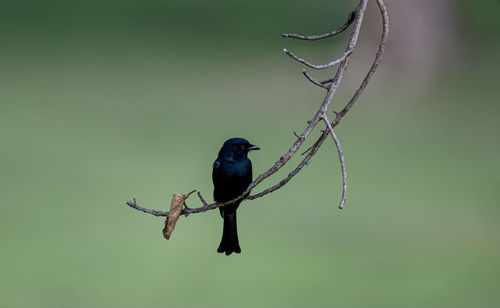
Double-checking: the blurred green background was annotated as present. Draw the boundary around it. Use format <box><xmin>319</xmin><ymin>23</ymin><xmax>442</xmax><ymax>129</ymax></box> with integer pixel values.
<box><xmin>1</xmin><ymin>0</ymin><xmax>499</xmax><ymax>307</ymax></box>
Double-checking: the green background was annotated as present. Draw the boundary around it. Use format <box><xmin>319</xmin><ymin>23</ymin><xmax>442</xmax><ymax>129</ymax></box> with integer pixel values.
<box><xmin>1</xmin><ymin>0</ymin><xmax>499</xmax><ymax>307</ymax></box>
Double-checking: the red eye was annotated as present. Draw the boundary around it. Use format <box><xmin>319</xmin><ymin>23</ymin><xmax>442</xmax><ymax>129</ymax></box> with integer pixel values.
<box><xmin>240</xmin><ymin>145</ymin><xmax>246</xmax><ymax>150</ymax></box>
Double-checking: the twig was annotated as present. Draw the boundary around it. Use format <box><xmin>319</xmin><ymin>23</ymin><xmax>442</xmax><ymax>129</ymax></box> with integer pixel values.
<box><xmin>282</xmin><ymin>11</ymin><xmax>356</xmax><ymax>41</ymax></box>
<box><xmin>301</xmin><ymin>69</ymin><xmax>330</xmax><ymax>89</ymax></box>
<box><xmin>283</xmin><ymin>48</ymin><xmax>353</xmax><ymax>70</ymax></box>
<box><xmin>197</xmin><ymin>191</ymin><xmax>208</xmax><ymax>207</ymax></box>
<box><xmin>322</xmin><ymin>115</ymin><xmax>347</xmax><ymax>209</ymax></box>
<box><xmin>320</xmin><ymin>78</ymin><xmax>335</xmax><ymax>84</ymax></box>
<box><xmin>127</xmin><ymin>198</ymin><xmax>168</xmax><ymax>217</ymax></box>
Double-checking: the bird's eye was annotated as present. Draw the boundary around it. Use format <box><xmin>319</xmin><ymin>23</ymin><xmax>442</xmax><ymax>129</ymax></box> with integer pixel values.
<box><xmin>240</xmin><ymin>145</ymin><xmax>246</xmax><ymax>150</ymax></box>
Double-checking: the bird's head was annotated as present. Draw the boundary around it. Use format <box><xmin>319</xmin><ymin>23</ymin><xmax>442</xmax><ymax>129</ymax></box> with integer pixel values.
<box><xmin>219</xmin><ymin>138</ymin><xmax>260</xmax><ymax>160</ymax></box>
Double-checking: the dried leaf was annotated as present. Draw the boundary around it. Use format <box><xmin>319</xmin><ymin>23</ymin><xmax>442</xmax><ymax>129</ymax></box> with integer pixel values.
<box><xmin>162</xmin><ymin>190</ymin><xmax>195</xmax><ymax>240</ymax></box>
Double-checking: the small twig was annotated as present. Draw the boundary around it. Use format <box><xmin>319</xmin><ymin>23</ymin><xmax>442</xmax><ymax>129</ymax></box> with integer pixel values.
<box><xmin>197</xmin><ymin>191</ymin><xmax>208</xmax><ymax>207</ymax></box>
<box><xmin>127</xmin><ymin>198</ymin><xmax>169</xmax><ymax>217</ymax></box>
<box><xmin>301</xmin><ymin>69</ymin><xmax>330</xmax><ymax>89</ymax></box>
<box><xmin>181</xmin><ymin>190</ymin><xmax>196</xmax><ymax>214</ymax></box>
<box><xmin>282</xmin><ymin>11</ymin><xmax>356</xmax><ymax>41</ymax></box>
<box><xmin>185</xmin><ymin>190</ymin><xmax>196</xmax><ymax>197</ymax></box>
<box><xmin>322</xmin><ymin>115</ymin><xmax>347</xmax><ymax>209</ymax></box>
<box><xmin>283</xmin><ymin>48</ymin><xmax>352</xmax><ymax>70</ymax></box>
<box><xmin>320</xmin><ymin>78</ymin><xmax>335</xmax><ymax>84</ymax></box>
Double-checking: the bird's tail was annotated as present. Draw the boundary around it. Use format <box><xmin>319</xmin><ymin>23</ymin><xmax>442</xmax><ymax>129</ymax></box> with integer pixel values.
<box><xmin>217</xmin><ymin>210</ymin><xmax>241</xmax><ymax>256</ymax></box>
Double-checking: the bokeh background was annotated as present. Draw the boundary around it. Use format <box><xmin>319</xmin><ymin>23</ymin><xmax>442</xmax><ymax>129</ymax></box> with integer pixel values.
<box><xmin>1</xmin><ymin>0</ymin><xmax>499</xmax><ymax>307</ymax></box>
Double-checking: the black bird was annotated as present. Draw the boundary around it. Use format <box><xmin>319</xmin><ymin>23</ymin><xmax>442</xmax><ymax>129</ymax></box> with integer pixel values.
<box><xmin>213</xmin><ymin>138</ymin><xmax>260</xmax><ymax>255</ymax></box>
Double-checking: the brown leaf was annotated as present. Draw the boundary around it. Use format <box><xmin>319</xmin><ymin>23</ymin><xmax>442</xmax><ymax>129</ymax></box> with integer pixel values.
<box><xmin>162</xmin><ymin>190</ymin><xmax>195</xmax><ymax>240</ymax></box>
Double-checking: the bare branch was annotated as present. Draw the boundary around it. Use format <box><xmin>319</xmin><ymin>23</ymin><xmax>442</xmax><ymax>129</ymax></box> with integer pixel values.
<box><xmin>126</xmin><ymin>0</ymin><xmax>388</xmax><ymax>219</ymax></box>
<box><xmin>248</xmin><ymin>0</ymin><xmax>373</xmax><ymax>201</ymax></box>
<box><xmin>320</xmin><ymin>78</ymin><xmax>335</xmax><ymax>85</ymax></box>
<box><xmin>322</xmin><ymin>115</ymin><xmax>347</xmax><ymax>209</ymax></box>
<box><xmin>248</xmin><ymin>131</ymin><xmax>328</xmax><ymax>199</ymax></box>
<box><xmin>197</xmin><ymin>191</ymin><xmax>208</xmax><ymax>207</ymax></box>
<box><xmin>301</xmin><ymin>69</ymin><xmax>330</xmax><ymax>89</ymax></box>
<box><xmin>283</xmin><ymin>48</ymin><xmax>352</xmax><ymax>70</ymax></box>
<box><xmin>334</xmin><ymin>0</ymin><xmax>389</xmax><ymax>123</ymax></box>
<box><xmin>282</xmin><ymin>11</ymin><xmax>356</xmax><ymax>41</ymax></box>
<box><xmin>127</xmin><ymin>198</ymin><xmax>168</xmax><ymax>217</ymax></box>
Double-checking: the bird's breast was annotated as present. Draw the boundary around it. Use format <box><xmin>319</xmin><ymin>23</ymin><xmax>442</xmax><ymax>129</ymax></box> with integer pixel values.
<box><xmin>213</xmin><ymin>159</ymin><xmax>252</xmax><ymax>202</ymax></box>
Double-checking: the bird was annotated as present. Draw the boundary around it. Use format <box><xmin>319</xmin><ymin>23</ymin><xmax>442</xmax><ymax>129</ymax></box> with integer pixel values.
<box><xmin>212</xmin><ymin>138</ymin><xmax>260</xmax><ymax>256</ymax></box>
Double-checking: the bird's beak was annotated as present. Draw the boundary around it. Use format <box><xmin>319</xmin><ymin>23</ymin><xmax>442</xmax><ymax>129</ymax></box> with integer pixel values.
<box><xmin>247</xmin><ymin>145</ymin><xmax>260</xmax><ymax>151</ymax></box>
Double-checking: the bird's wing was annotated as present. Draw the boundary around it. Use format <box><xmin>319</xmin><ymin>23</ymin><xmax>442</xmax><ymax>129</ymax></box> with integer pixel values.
<box><xmin>212</xmin><ymin>160</ymin><xmax>221</xmax><ymax>184</ymax></box>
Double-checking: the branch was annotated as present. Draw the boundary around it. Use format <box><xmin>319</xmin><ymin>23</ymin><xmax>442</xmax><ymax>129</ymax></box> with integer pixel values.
<box><xmin>320</xmin><ymin>77</ymin><xmax>335</xmax><ymax>85</ymax></box>
<box><xmin>334</xmin><ymin>0</ymin><xmax>389</xmax><ymax>123</ymax></box>
<box><xmin>282</xmin><ymin>11</ymin><xmax>356</xmax><ymax>41</ymax></box>
<box><xmin>301</xmin><ymin>69</ymin><xmax>330</xmax><ymax>89</ymax></box>
<box><xmin>283</xmin><ymin>48</ymin><xmax>353</xmax><ymax>70</ymax></box>
<box><xmin>322</xmin><ymin>115</ymin><xmax>347</xmax><ymax>209</ymax></box>
<box><xmin>126</xmin><ymin>0</ymin><xmax>388</xmax><ymax>219</ymax></box>
<box><xmin>247</xmin><ymin>130</ymin><xmax>327</xmax><ymax>199</ymax></box>
<box><xmin>127</xmin><ymin>198</ymin><xmax>168</xmax><ymax>217</ymax></box>
<box><xmin>197</xmin><ymin>191</ymin><xmax>208</xmax><ymax>207</ymax></box>
<box><xmin>208</xmin><ymin>0</ymin><xmax>370</xmax><ymax>204</ymax></box>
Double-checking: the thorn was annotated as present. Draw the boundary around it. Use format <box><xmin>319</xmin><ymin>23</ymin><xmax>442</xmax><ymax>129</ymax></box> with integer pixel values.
<box><xmin>293</xmin><ymin>131</ymin><xmax>300</xmax><ymax>139</ymax></box>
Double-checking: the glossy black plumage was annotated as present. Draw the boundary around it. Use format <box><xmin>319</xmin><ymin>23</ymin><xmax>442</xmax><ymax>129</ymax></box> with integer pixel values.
<box><xmin>213</xmin><ymin>138</ymin><xmax>259</xmax><ymax>256</ymax></box>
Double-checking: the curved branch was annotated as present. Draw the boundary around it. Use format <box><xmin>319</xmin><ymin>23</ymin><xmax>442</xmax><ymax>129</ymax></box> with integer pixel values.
<box><xmin>127</xmin><ymin>199</ymin><xmax>168</xmax><ymax>217</ymax></box>
<box><xmin>283</xmin><ymin>48</ymin><xmax>353</xmax><ymax>70</ymax></box>
<box><xmin>126</xmin><ymin>0</ymin><xmax>388</xmax><ymax>217</ymax></box>
<box><xmin>334</xmin><ymin>0</ymin><xmax>389</xmax><ymax>123</ymax></box>
<box><xmin>322</xmin><ymin>116</ymin><xmax>347</xmax><ymax>209</ymax></box>
<box><xmin>282</xmin><ymin>11</ymin><xmax>356</xmax><ymax>41</ymax></box>
<box><xmin>301</xmin><ymin>69</ymin><xmax>330</xmax><ymax>89</ymax></box>
<box><xmin>320</xmin><ymin>77</ymin><xmax>335</xmax><ymax>85</ymax></box>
